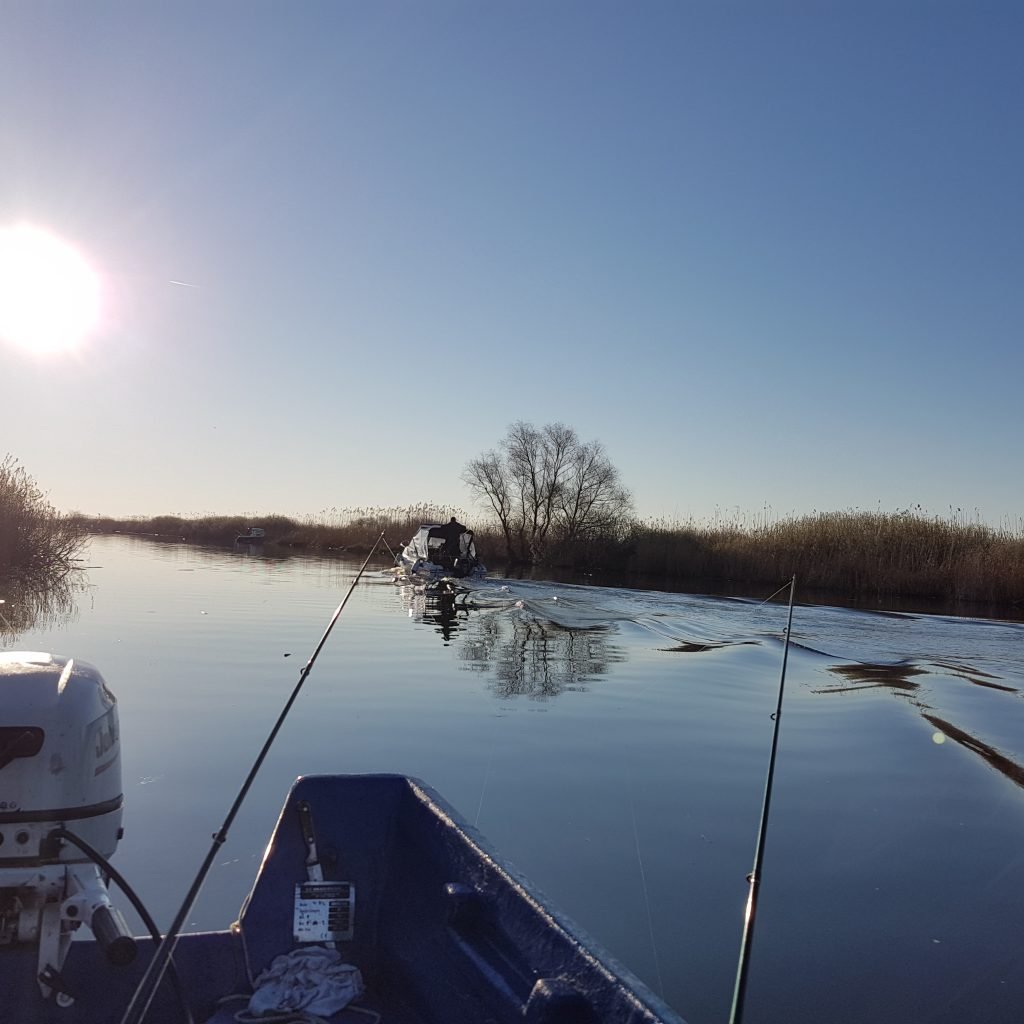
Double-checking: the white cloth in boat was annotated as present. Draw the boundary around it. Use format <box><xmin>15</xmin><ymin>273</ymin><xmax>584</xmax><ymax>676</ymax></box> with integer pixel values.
<box><xmin>247</xmin><ymin>946</ymin><xmax>364</xmax><ymax>1018</ymax></box>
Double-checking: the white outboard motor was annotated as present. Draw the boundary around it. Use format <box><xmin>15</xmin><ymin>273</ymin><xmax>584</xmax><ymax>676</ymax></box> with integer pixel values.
<box><xmin>0</xmin><ymin>652</ymin><xmax>135</xmax><ymax>1006</ymax></box>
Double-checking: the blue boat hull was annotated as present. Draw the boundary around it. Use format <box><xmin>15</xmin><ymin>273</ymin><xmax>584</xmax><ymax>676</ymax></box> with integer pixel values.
<box><xmin>1</xmin><ymin>774</ymin><xmax>685</xmax><ymax>1024</ymax></box>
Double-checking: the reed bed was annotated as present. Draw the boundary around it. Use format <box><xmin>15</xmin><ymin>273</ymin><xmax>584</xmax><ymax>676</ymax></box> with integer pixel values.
<box><xmin>76</xmin><ymin>506</ymin><xmax>470</xmax><ymax>556</ymax></box>
<box><xmin>624</xmin><ymin>510</ymin><xmax>1024</xmax><ymax>606</ymax></box>
<box><xmin>75</xmin><ymin>506</ymin><xmax>1024</xmax><ymax>611</ymax></box>
<box><xmin>0</xmin><ymin>456</ymin><xmax>87</xmax><ymax>585</ymax></box>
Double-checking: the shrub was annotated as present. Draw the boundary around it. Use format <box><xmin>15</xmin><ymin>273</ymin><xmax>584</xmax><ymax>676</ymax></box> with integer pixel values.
<box><xmin>0</xmin><ymin>456</ymin><xmax>86</xmax><ymax>584</ymax></box>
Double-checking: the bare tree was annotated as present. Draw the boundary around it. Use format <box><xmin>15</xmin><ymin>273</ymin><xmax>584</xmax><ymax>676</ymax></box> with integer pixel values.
<box><xmin>463</xmin><ymin>449</ymin><xmax>516</xmax><ymax>558</ymax></box>
<box><xmin>556</xmin><ymin>439</ymin><xmax>632</xmax><ymax>545</ymax></box>
<box><xmin>464</xmin><ymin>422</ymin><xmax>632</xmax><ymax>564</ymax></box>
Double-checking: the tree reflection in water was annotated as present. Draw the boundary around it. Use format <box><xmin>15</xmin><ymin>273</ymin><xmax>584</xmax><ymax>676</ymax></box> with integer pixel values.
<box><xmin>457</xmin><ymin>614</ymin><xmax>625</xmax><ymax>699</ymax></box>
<box><xmin>0</xmin><ymin>573</ymin><xmax>84</xmax><ymax>643</ymax></box>
<box><xmin>397</xmin><ymin>582</ymin><xmax>628</xmax><ymax>698</ymax></box>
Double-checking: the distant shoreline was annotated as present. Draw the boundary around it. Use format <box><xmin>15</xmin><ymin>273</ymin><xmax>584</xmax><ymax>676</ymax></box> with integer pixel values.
<box><xmin>74</xmin><ymin>510</ymin><xmax>1024</xmax><ymax>621</ymax></box>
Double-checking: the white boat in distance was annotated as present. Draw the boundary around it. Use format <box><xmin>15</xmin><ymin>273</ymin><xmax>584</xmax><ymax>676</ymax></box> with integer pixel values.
<box><xmin>397</xmin><ymin>522</ymin><xmax>486</xmax><ymax>580</ymax></box>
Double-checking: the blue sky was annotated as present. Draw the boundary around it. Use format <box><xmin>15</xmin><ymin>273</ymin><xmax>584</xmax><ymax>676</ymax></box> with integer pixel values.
<box><xmin>2</xmin><ymin>1</ymin><xmax>1021</xmax><ymax>526</ymax></box>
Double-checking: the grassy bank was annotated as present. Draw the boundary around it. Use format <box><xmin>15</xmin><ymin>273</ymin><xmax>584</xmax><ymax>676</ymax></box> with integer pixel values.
<box><xmin>0</xmin><ymin>456</ymin><xmax>87</xmax><ymax>585</ymax></box>
<box><xmin>75</xmin><ymin>507</ymin><xmax>1024</xmax><ymax>612</ymax></box>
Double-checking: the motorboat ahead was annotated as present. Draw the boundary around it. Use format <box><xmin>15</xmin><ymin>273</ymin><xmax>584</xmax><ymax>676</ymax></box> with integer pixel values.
<box><xmin>397</xmin><ymin>524</ymin><xmax>486</xmax><ymax>581</ymax></box>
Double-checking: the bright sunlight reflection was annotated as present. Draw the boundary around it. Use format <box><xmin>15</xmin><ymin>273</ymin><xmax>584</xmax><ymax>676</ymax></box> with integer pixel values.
<box><xmin>0</xmin><ymin>224</ymin><xmax>102</xmax><ymax>355</ymax></box>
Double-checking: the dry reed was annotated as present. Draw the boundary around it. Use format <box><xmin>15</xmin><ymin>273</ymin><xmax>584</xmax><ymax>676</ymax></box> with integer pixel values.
<box><xmin>74</xmin><ymin>505</ymin><xmax>1024</xmax><ymax>611</ymax></box>
<box><xmin>626</xmin><ymin>509</ymin><xmax>1024</xmax><ymax>606</ymax></box>
<box><xmin>0</xmin><ymin>456</ymin><xmax>87</xmax><ymax>585</ymax></box>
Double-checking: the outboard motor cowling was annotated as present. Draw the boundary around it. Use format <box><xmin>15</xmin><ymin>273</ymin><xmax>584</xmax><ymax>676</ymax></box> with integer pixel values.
<box><xmin>0</xmin><ymin>652</ymin><xmax>134</xmax><ymax>1005</ymax></box>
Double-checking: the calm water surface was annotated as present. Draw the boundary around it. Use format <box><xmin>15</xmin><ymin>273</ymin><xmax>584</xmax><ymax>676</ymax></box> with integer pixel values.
<box><xmin>3</xmin><ymin>536</ymin><xmax>1023</xmax><ymax>1024</ymax></box>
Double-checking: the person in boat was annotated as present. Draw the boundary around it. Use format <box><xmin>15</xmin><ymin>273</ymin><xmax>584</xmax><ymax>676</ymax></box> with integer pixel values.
<box><xmin>441</xmin><ymin>516</ymin><xmax>467</xmax><ymax>560</ymax></box>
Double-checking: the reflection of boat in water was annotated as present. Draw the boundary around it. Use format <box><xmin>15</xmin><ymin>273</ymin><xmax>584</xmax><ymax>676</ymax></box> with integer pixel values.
<box><xmin>236</xmin><ymin>527</ymin><xmax>266</xmax><ymax>544</ymax></box>
<box><xmin>396</xmin><ymin>578</ymin><xmax>471</xmax><ymax>643</ymax></box>
<box><xmin>0</xmin><ymin>651</ymin><xmax>682</xmax><ymax>1024</ymax></box>
<box><xmin>392</xmin><ymin>581</ymin><xmax>626</xmax><ymax>694</ymax></box>
<box><xmin>396</xmin><ymin>524</ymin><xmax>485</xmax><ymax>581</ymax></box>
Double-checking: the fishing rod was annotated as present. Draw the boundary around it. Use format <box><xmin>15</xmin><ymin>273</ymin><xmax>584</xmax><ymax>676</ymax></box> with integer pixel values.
<box><xmin>729</xmin><ymin>575</ymin><xmax>797</xmax><ymax>1024</ymax></box>
<box><xmin>119</xmin><ymin>532</ymin><xmax>386</xmax><ymax>1024</ymax></box>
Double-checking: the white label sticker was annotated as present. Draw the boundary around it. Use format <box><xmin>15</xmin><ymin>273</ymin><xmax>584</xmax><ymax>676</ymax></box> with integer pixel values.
<box><xmin>293</xmin><ymin>880</ymin><xmax>355</xmax><ymax>942</ymax></box>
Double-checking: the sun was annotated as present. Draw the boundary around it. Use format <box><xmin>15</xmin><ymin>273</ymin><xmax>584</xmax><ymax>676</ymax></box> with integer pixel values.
<box><xmin>0</xmin><ymin>224</ymin><xmax>102</xmax><ymax>355</ymax></box>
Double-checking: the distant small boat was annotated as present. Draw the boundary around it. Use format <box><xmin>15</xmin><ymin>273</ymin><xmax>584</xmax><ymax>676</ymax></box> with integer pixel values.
<box><xmin>236</xmin><ymin>527</ymin><xmax>266</xmax><ymax>543</ymax></box>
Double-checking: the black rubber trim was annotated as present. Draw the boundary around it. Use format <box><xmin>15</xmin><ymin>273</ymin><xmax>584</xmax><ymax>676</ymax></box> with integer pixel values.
<box><xmin>0</xmin><ymin>794</ymin><xmax>123</xmax><ymax>824</ymax></box>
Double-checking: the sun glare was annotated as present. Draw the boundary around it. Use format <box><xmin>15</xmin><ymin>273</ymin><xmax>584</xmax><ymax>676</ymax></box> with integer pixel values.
<box><xmin>0</xmin><ymin>224</ymin><xmax>102</xmax><ymax>355</ymax></box>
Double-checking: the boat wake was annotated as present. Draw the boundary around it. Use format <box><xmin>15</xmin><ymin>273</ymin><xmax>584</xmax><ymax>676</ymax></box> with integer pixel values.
<box><xmin>401</xmin><ymin>576</ymin><xmax>1024</xmax><ymax>791</ymax></box>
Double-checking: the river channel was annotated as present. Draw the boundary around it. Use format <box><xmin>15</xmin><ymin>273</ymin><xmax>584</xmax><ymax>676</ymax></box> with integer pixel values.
<box><xmin>3</xmin><ymin>535</ymin><xmax>1023</xmax><ymax>1024</ymax></box>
